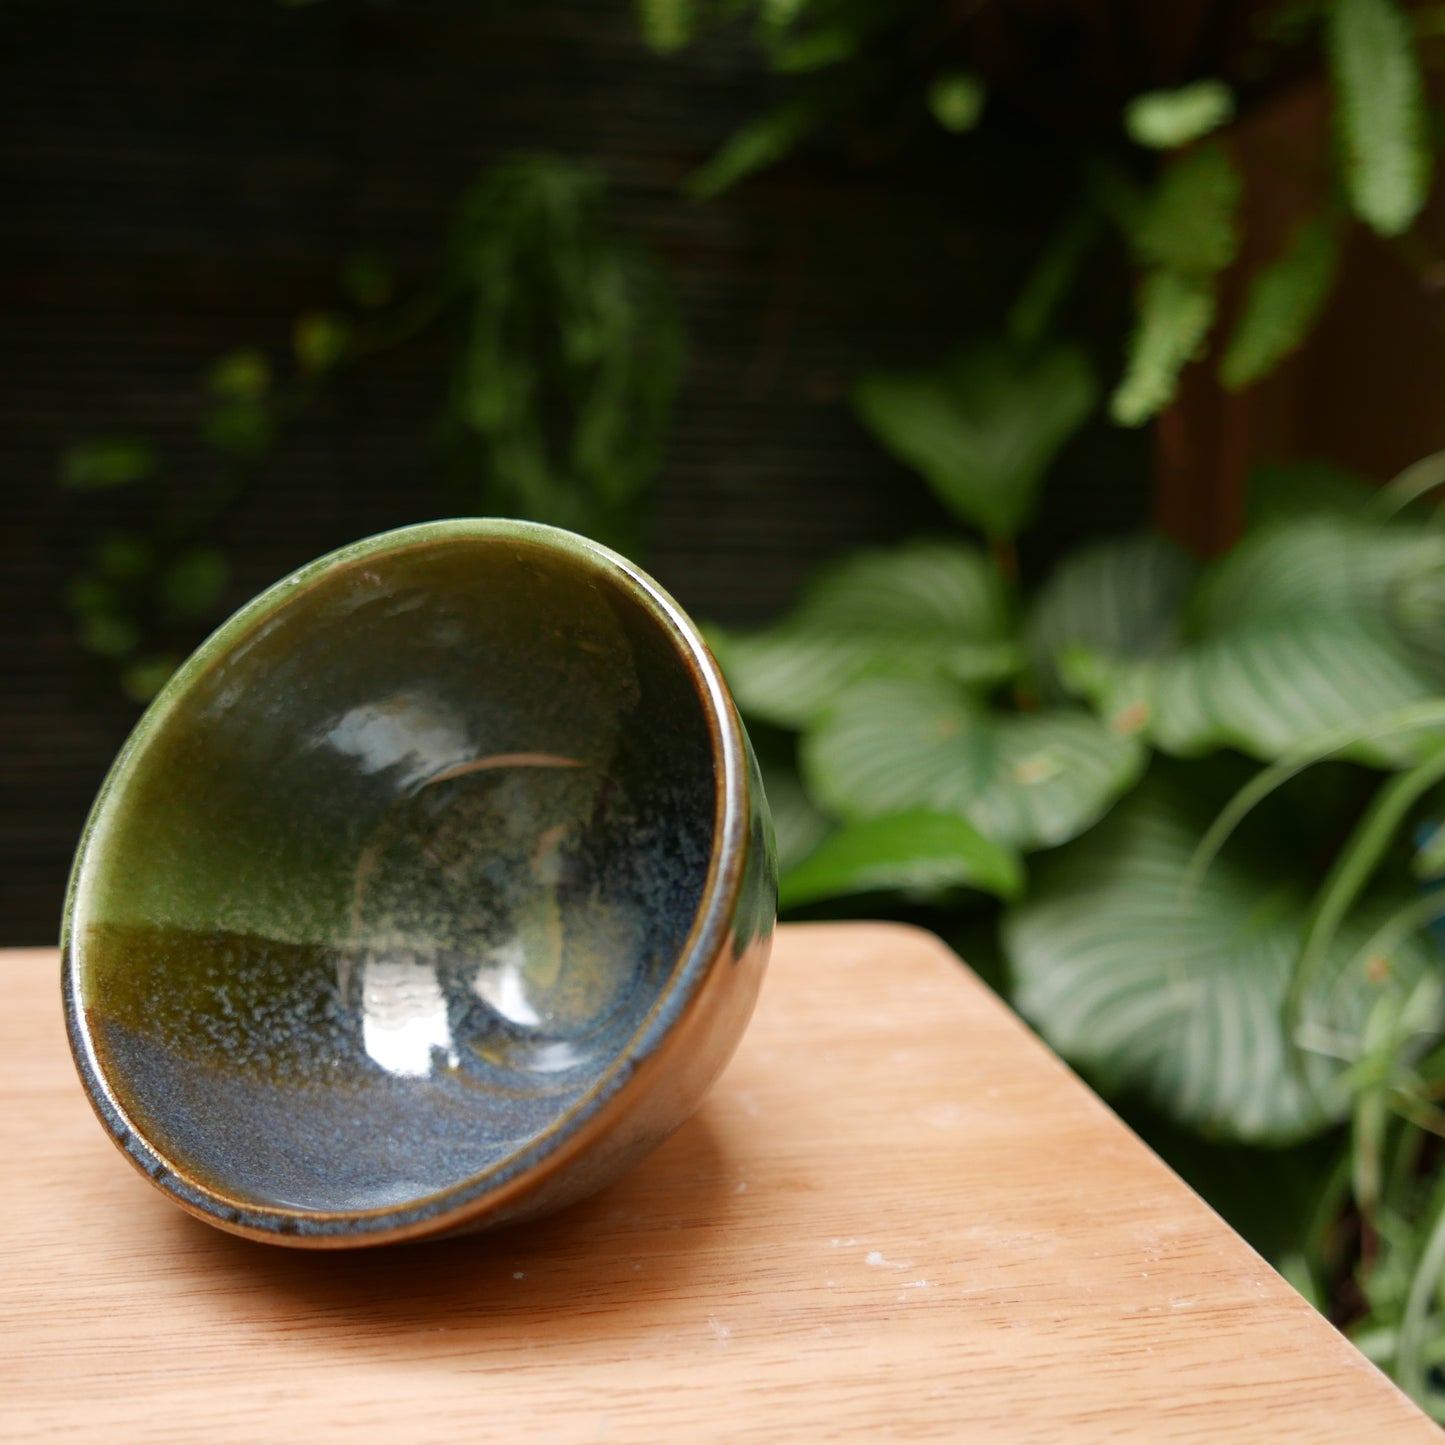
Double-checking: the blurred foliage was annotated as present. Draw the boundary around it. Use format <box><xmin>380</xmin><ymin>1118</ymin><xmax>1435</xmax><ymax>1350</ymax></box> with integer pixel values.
<box><xmin>59</xmin><ymin>154</ymin><xmax>683</xmax><ymax>701</ymax></box>
<box><xmin>714</xmin><ymin>428</ymin><xmax>1445</xmax><ymax>1409</ymax></box>
<box><xmin>644</xmin><ymin>0</ymin><xmax>1445</xmax><ymax>427</ymax></box>
<box><xmin>444</xmin><ymin>158</ymin><xmax>683</xmax><ymax>547</ymax></box>
<box><xmin>639</xmin><ymin>7</ymin><xmax>1445</xmax><ymax>1405</ymax></box>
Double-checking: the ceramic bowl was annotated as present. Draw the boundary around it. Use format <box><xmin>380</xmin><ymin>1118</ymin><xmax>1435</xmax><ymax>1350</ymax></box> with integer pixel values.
<box><xmin>62</xmin><ymin>520</ymin><xmax>775</xmax><ymax>1247</ymax></box>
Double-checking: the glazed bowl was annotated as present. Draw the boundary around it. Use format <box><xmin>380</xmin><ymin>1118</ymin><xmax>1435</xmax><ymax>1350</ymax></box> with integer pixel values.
<box><xmin>62</xmin><ymin>520</ymin><xmax>775</xmax><ymax>1247</ymax></box>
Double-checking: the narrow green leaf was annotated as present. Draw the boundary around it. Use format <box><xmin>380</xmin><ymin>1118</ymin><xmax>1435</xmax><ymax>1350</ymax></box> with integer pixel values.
<box><xmin>1009</xmin><ymin>209</ymin><xmax>1102</xmax><ymax>347</ymax></box>
<box><xmin>1110</xmin><ymin>270</ymin><xmax>1216</xmax><ymax>426</ymax></box>
<box><xmin>779</xmin><ymin>809</ymin><xmax>1022</xmax><ymax>909</ymax></box>
<box><xmin>1377</xmin><ymin>448</ymin><xmax>1445</xmax><ymax>517</ymax></box>
<box><xmin>853</xmin><ymin>341</ymin><xmax>1097</xmax><ymax>538</ymax></box>
<box><xmin>1329</xmin><ymin>0</ymin><xmax>1431</xmax><ymax>236</ymax></box>
<box><xmin>801</xmin><ymin>676</ymin><xmax>1145</xmax><ymax>852</ymax></box>
<box><xmin>928</xmin><ymin>72</ymin><xmax>986</xmax><ymax>133</ymax></box>
<box><xmin>1221</xmin><ymin>219</ymin><xmax>1342</xmax><ymax>390</ymax></box>
<box><xmin>688</xmin><ymin>100</ymin><xmax>821</xmax><ymax>199</ymax></box>
<box><xmin>1400</xmin><ymin>1183</ymin><xmax>1445</xmax><ymax>1402</ymax></box>
<box><xmin>771</xmin><ymin>25</ymin><xmax>859</xmax><ymax>72</ymax></box>
<box><xmin>1125</xmin><ymin>80</ymin><xmax>1235</xmax><ymax>150</ymax></box>
<box><xmin>1290</xmin><ymin>747</ymin><xmax>1445</xmax><ymax>1023</ymax></box>
<box><xmin>60</xmin><ymin>438</ymin><xmax>155</xmax><ymax>492</ymax></box>
<box><xmin>1004</xmin><ymin>771</ymin><xmax>1436</xmax><ymax>1142</ymax></box>
<box><xmin>707</xmin><ymin>539</ymin><xmax>1019</xmax><ymax>729</ymax></box>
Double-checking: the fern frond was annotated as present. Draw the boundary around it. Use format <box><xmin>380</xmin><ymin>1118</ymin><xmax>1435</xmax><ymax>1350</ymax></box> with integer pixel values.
<box><xmin>1221</xmin><ymin>218</ymin><xmax>1342</xmax><ymax>390</ymax></box>
<box><xmin>1110</xmin><ymin>271</ymin><xmax>1216</xmax><ymax>426</ymax></box>
<box><xmin>1329</xmin><ymin>0</ymin><xmax>1431</xmax><ymax>236</ymax></box>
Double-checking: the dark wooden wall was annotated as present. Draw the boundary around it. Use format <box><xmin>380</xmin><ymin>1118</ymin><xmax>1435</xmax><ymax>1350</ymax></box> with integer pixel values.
<box><xmin>1</xmin><ymin>0</ymin><xmax>1150</xmax><ymax>944</ymax></box>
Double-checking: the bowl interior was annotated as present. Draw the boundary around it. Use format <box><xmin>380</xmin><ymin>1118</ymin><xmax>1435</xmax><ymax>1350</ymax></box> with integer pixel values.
<box><xmin>68</xmin><ymin>529</ymin><xmax>720</xmax><ymax>1216</ymax></box>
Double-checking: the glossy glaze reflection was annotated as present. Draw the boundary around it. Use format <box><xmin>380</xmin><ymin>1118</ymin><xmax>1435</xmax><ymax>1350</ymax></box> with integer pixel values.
<box><xmin>64</xmin><ymin>524</ymin><xmax>762</xmax><ymax>1238</ymax></box>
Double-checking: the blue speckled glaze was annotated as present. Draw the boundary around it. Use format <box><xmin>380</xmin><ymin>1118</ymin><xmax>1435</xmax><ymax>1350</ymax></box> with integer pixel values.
<box><xmin>62</xmin><ymin>520</ymin><xmax>775</xmax><ymax>1246</ymax></box>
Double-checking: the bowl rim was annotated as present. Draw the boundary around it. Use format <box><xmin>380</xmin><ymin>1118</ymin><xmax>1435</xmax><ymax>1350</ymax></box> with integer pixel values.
<box><xmin>61</xmin><ymin>517</ymin><xmax>752</xmax><ymax>1246</ymax></box>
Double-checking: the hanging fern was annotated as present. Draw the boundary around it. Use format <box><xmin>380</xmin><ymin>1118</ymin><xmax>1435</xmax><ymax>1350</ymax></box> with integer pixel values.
<box><xmin>1221</xmin><ymin>218</ymin><xmax>1343</xmax><ymax>391</ymax></box>
<box><xmin>1110</xmin><ymin>145</ymin><xmax>1241</xmax><ymax>425</ymax></box>
<box><xmin>1111</xmin><ymin>271</ymin><xmax>1216</xmax><ymax>427</ymax></box>
<box><xmin>1328</xmin><ymin>0</ymin><xmax>1431</xmax><ymax>237</ymax></box>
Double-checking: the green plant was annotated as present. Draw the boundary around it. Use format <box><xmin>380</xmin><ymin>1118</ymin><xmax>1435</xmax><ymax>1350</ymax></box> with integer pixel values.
<box><xmin>59</xmin><ymin>154</ymin><xmax>683</xmax><ymax>702</ymax></box>
<box><xmin>713</xmin><ymin>369</ymin><xmax>1445</xmax><ymax>1405</ymax></box>
<box><xmin>644</xmin><ymin>0</ymin><xmax>1445</xmax><ymax>426</ymax></box>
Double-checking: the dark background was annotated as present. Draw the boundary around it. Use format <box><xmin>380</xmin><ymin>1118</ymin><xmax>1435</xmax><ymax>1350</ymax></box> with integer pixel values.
<box><xmin>1</xmin><ymin>0</ymin><xmax>1150</xmax><ymax>944</ymax></box>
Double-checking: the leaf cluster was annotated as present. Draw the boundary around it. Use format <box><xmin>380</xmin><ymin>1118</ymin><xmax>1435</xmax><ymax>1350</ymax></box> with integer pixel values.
<box><xmin>60</xmin><ymin>156</ymin><xmax>684</xmax><ymax>701</ymax></box>
<box><xmin>713</xmin><ymin>405</ymin><xmax>1445</xmax><ymax>1404</ymax></box>
<box><xmin>650</xmin><ymin>0</ymin><xmax>1439</xmax><ymax>425</ymax></box>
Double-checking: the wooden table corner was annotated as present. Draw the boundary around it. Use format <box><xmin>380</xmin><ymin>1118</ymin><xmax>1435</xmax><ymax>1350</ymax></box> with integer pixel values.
<box><xmin>1</xmin><ymin>922</ymin><xmax>1435</xmax><ymax>1441</ymax></box>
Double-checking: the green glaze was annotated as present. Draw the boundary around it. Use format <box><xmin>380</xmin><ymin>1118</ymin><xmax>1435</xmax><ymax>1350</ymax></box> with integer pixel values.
<box><xmin>62</xmin><ymin>520</ymin><xmax>775</xmax><ymax>1245</ymax></box>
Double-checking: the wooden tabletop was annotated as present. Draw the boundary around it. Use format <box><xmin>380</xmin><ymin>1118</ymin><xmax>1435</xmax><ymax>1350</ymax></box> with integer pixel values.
<box><xmin>1</xmin><ymin>924</ymin><xmax>1434</xmax><ymax>1442</ymax></box>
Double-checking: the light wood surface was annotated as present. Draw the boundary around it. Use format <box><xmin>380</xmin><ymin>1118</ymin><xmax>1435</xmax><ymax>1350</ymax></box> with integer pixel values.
<box><xmin>1</xmin><ymin>924</ymin><xmax>1434</xmax><ymax>1442</ymax></box>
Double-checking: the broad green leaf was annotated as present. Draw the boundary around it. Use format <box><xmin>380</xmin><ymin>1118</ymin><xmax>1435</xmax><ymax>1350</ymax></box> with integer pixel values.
<box><xmin>1065</xmin><ymin>519</ymin><xmax>1445</xmax><ymax>765</ymax></box>
<box><xmin>1329</xmin><ymin>0</ymin><xmax>1431</xmax><ymax>237</ymax></box>
<box><xmin>779</xmin><ymin>810</ymin><xmax>1022</xmax><ymax>909</ymax></box>
<box><xmin>1132</xmin><ymin>145</ymin><xmax>1242</xmax><ymax>276</ymax></box>
<box><xmin>1124</xmin><ymin>80</ymin><xmax>1235</xmax><ymax>150</ymax></box>
<box><xmin>1246</xmin><ymin>461</ymin><xmax>1376</xmax><ymax>528</ymax></box>
<box><xmin>688</xmin><ymin>99</ymin><xmax>822</xmax><ymax>199</ymax></box>
<box><xmin>801</xmin><ymin>676</ymin><xmax>1145</xmax><ymax>852</ymax></box>
<box><xmin>1004</xmin><ymin>772</ymin><xmax>1435</xmax><ymax>1143</ymax></box>
<box><xmin>708</xmin><ymin>539</ymin><xmax>1020</xmax><ymax>729</ymax></box>
<box><xmin>60</xmin><ymin>438</ymin><xmax>155</xmax><ymax>492</ymax></box>
<box><xmin>1110</xmin><ymin>270</ymin><xmax>1215</xmax><ymax>426</ymax></box>
<box><xmin>853</xmin><ymin>341</ymin><xmax>1097</xmax><ymax>538</ymax></box>
<box><xmin>1028</xmin><ymin>534</ymin><xmax>1198</xmax><ymax>701</ymax></box>
<box><xmin>928</xmin><ymin>72</ymin><xmax>986</xmax><ymax>133</ymax></box>
<box><xmin>1221</xmin><ymin>219</ymin><xmax>1342</xmax><ymax>390</ymax></box>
